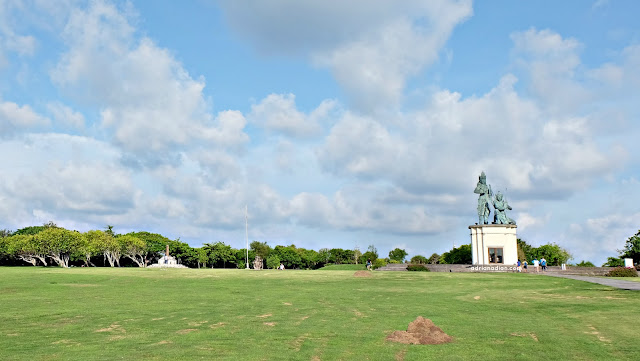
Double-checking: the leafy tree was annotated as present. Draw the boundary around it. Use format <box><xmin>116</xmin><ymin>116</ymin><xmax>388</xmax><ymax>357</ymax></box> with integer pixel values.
<box><xmin>195</xmin><ymin>248</ymin><xmax>208</xmax><ymax>268</ymax></box>
<box><xmin>273</xmin><ymin>245</ymin><xmax>302</xmax><ymax>269</ymax></box>
<box><xmin>388</xmin><ymin>248</ymin><xmax>408</xmax><ymax>263</ymax></box>
<box><xmin>35</xmin><ymin>228</ymin><xmax>83</xmax><ymax>268</ymax></box>
<box><xmin>298</xmin><ymin>248</ymin><xmax>321</xmax><ymax>269</ymax></box>
<box><xmin>250</xmin><ymin>241</ymin><xmax>271</xmax><ymax>259</ymax></box>
<box><xmin>118</xmin><ymin>235</ymin><xmax>146</xmax><ymax>267</ymax></box>
<box><xmin>517</xmin><ymin>239</ymin><xmax>535</xmax><ymax>261</ymax></box>
<box><xmin>440</xmin><ymin>244</ymin><xmax>472</xmax><ymax>264</ymax></box>
<box><xmin>533</xmin><ymin>243</ymin><xmax>572</xmax><ymax>266</ymax></box>
<box><xmin>575</xmin><ymin>260</ymin><xmax>595</xmax><ymax>267</ymax></box>
<box><xmin>236</xmin><ymin>248</ymin><xmax>255</xmax><ymax>269</ymax></box>
<box><xmin>329</xmin><ymin>248</ymin><xmax>349</xmax><ymax>264</ymax></box>
<box><xmin>620</xmin><ymin>230</ymin><xmax>640</xmax><ymax>264</ymax></box>
<box><xmin>603</xmin><ymin>257</ymin><xmax>625</xmax><ymax>267</ymax></box>
<box><xmin>266</xmin><ymin>255</ymin><xmax>281</xmax><ymax>269</ymax></box>
<box><xmin>78</xmin><ymin>230</ymin><xmax>107</xmax><ymax>267</ymax></box>
<box><xmin>317</xmin><ymin>248</ymin><xmax>331</xmax><ymax>264</ymax></box>
<box><xmin>205</xmin><ymin>242</ymin><xmax>235</xmax><ymax>268</ymax></box>
<box><xmin>5</xmin><ymin>234</ymin><xmax>47</xmax><ymax>266</ymax></box>
<box><xmin>410</xmin><ymin>255</ymin><xmax>428</xmax><ymax>264</ymax></box>
<box><xmin>361</xmin><ymin>244</ymin><xmax>378</xmax><ymax>265</ymax></box>
<box><xmin>0</xmin><ymin>229</ymin><xmax>13</xmax><ymax>238</ymax></box>
<box><xmin>127</xmin><ymin>232</ymin><xmax>172</xmax><ymax>266</ymax></box>
<box><xmin>427</xmin><ymin>253</ymin><xmax>440</xmax><ymax>264</ymax></box>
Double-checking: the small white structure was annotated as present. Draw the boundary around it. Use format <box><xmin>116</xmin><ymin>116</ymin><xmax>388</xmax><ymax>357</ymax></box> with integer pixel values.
<box><xmin>624</xmin><ymin>258</ymin><xmax>634</xmax><ymax>268</ymax></box>
<box><xmin>148</xmin><ymin>244</ymin><xmax>188</xmax><ymax>268</ymax></box>
<box><xmin>469</xmin><ymin>224</ymin><xmax>518</xmax><ymax>265</ymax></box>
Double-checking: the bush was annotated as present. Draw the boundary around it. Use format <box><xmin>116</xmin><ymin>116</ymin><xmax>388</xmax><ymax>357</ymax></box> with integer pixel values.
<box><xmin>575</xmin><ymin>260</ymin><xmax>595</xmax><ymax>267</ymax></box>
<box><xmin>406</xmin><ymin>264</ymin><xmax>430</xmax><ymax>272</ymax></box>
<box><xmin>605</xmin><ymin>267</ymin><xmax>638</xmax><ymax>277</ymax></box>
<box><xmin>410</xmin><ymin>255</ymin><xmax>428</xmax><ymax>264</ymax></box>
<box><xmin>266</xmin><ymin>255</ymin><xmax>281</xmax><ymax>270</ymax></box>
<box><xmin>372</xmin><ymin>258</ymin><xmax>387</xmax><ymax>270</ymax></box>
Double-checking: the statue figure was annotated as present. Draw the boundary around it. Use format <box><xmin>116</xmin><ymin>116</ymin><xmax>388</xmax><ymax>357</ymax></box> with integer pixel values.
<box><xmin>493</xmin><ymin>192</ymin><xmax>516</xmax><ymax>225</ymax></box>
<box><xmin>473</xmin><ymin>171</ymin><xmax>492</xmax><ymax>224</ymax></box>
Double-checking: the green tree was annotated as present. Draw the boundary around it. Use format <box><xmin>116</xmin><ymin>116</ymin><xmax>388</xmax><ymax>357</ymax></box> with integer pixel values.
<box><xmin>118</xmin><ymin>234</ymin><xmax>147</xmax><ymax>267</ymax></box>
<box><xmin>205</xmin><ymin>242</ymin><xmax>235</xmax><ymax>268</ymax></box>
<box><xmin>388</xmin><ymin>248</ymin><xmax>408</xmax><ymax>263</ymax></box>
<box><xmin>266</xmin><ymin>255</ymin><xmax>281</xmax><ymax>269</ymax></box>
<box><xmin>427</xmin><ymin>253</ymin><xmax>440</xmax><ymax>264</ymax></box>
<box><xmin>273</xmin><ymin>245</ymin><xmax>302</xmax><ymax>269</ymax></box>
<box><xmin>441</xmin><ymin>244</ymin><xmax>472</xmax><ymax>264</ymax></box>
<box><xmin>127</xmin><ymin>232</ymin><xmax>172</xmax><ymax>266</ymax></box>
<box><xmin>361</xmin><ymin>244</ymin><xmax>378</xmax><ymax>265</ymax></box>
<box><xmin>620</xmin><ymin>230</ymin><xmax>640</xmax><ymax>264</ymax></box>
<box><xmin>534</xmin><ymin>243</ymin><xmax>572</xmax><ymax>266</ymax></box>
<box><xmin>35</xmin><ymin>228</ymin><xmax>83</xmax><ymax>268</ymax></box>
<box><xmin>603</xmin><ymin>257</ymin><xmax>625</xmax><ymax>267</ymax></box>
<box><xmin>5</xmin><ymin>234</ymin><xmax>47</xmax><ymax>266</ymax></box>
<box><xmin>410</xmin><ymin>255</ymin><xmax>428</xmax><ymax>264</ymax></box>
<box><xmin>575</xmin><ymin>260</ymin><xmax>595</xmax><ymax>267</ymax></box>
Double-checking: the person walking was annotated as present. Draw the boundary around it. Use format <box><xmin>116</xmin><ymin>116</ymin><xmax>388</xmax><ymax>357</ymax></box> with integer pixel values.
<box><xmin>533</xmin><ymin>258</ymin><xmax>540</xmax><ymax>273</ymax></box>
<box><xmin>523</xmin><ymin>260</ymin><xmax>528</xmax><ymax>273</ymax></box>
<box><xmin>541</xmin><ymin>258</ymin><xmax>547</xmax><ymax>272</ymax></box>
<box><xmin>366</xmin><ymin>259</ymin><xmax>372</xmax><ymax>271</ymax></box>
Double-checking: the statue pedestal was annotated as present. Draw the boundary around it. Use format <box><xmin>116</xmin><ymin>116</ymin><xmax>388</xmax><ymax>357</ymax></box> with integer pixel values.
<box><xmin>469</xmin><ymin>224</ymin><xmax>518</xmax><ymax>265</ymax></box>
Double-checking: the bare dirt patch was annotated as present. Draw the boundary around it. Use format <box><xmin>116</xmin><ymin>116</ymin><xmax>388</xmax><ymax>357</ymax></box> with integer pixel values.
<box><xmin>154</xmin><ymin>340</ymin><xmax>173</xmax><ymax>345</ymax></box>
<box><xmin>257</xmin><ymin>313</ymin><xmax>272</xmax><ymax>318</ymax></box>
<box><xmin>188</xmin><ymin>321</ymin><xmax>208</xmax><ymax>327</ymax></box>
<box><xmin>584</xmin><ymin>325</ymin><xmax>611</xmax><ymax>342</ymax></box>
<box><xmin>95</xmin><ymin>324</ymin><xmax>125</xmax><ymax>334</ymax></box>
<box><xmin>510</xmin><ymin>332</ymin><xmax>538</xmax><ymax>341</ymax></box>
<box><xmin>283</xmin><ymin>302</ymin><xmax>292</xmax><ymax>306</ymax></box>
<box><xmin>395</xmin><ymin>348</ymin><xmax>407</xmax><ymax>361</ymax></box>
<box><xmin>263</xmin><ymin>322</ymin><xmax>277</xmax><ymax>327</ymax></box>
<box><xmin>473</xmin><ymin>296</ymin><xmax>481</xmax><ymax>300</ymax></box>
<box><xmin>354</xmin><ymin>271</ymin><xmax>372</xmax><ymax>278</ymax></box>
<box><xmin>176</xmin><ymin>329</ymin><xmax>198</xmax><ymax>335</ymax></box>
<box><xmin>386</xmin><ymin>317</ymin><xmax>453</xmax><ymax>345</ymax></box>
<box><xmin>210</xmin><ymin>322</ymin><xmax>226</xmax><ymax>329</ymax></box>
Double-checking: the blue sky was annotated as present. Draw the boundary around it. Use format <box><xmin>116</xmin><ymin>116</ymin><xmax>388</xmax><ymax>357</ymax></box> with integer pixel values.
<box><xmin>1</xmin><ymin>0</ymin><xmax>639</xmax><ymax>265</ymax></box>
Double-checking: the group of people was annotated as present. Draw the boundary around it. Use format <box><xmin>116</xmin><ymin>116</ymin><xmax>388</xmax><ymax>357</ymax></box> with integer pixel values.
<box><xmin>516</xmin><ymin>257</ymin><xmax>547</xmax><ymax>273</ymax></box>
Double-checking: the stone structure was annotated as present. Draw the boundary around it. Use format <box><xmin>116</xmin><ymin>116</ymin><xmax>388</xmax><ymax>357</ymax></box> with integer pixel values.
<box><xmin>148</xmin><ymin>244</ymin><xmax>187</xmax><ymax>268</ymax></box>
<box><xmin>470</xmin><ymin>172</ymin><xmax>518</xmax><ymax>266</ymax></box>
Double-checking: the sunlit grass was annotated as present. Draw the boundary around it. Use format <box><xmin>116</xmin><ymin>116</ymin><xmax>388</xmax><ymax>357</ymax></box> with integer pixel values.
<box><xmin>1</xmin><ymin>267</ymin><xmax>639</xmax><ymax>360</ymax></box>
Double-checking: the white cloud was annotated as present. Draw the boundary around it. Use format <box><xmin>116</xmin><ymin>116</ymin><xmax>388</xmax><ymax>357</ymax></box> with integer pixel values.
<box><xmin>47</xmin><ymin>102</ymin><xmax>85</xmax><ymax>128</ymax></box>
<box><xmin>0</xmin><ymin>99</ymin><xmax>49</xmax><ymax>137</ymax></box>
<box><xmin>249</xmin><ymin>94</ymin><xmax>333</xmax><ymax>138</ymax></box>
<box><xmin>220</xmin><ymin>0</ymin><xmax>472</xmax><ymax>111</ymax></box>
<box><xmin>50</xmin><ymin>1</ymin><xmax>247</xmax><ymax>163</ymax></box>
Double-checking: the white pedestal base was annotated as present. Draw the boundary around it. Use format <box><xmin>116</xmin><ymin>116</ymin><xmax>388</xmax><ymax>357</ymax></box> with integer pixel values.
<box><xmin>469</xmin><ymin>224</ymin><xmax>518</xmax><ymax>265</ymax></box>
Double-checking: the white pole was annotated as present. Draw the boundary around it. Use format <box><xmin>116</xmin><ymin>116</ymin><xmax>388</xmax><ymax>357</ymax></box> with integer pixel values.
<box><xmin>245</xmin><ymin>205</ymin><xmax>249</xmax><ymax>269</ymax></box>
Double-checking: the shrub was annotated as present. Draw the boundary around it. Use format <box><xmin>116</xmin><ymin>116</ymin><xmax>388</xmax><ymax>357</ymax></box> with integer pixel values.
<box><xmin>575</xmin><ymin>260</ymin><xmax>595</xmax><ymax>267</ymax></box>
<box><xmin>372</xmin><ymin>258</ymin><xmax>387</xmax><ymax>270</ymax></box>
<box><xmin>406</xmin><ymin>264</ymin><xmax>430</xmax><ymax>272</ymax></box>
<box><xmin>605</xmin><ymin>267</ymin><xmax>638</xmax><ymax>277</ymax></box>
<box><xmin>410</xmin><ymin>255</ymin><xmax>428</xmax><ymax>264</ymax></box>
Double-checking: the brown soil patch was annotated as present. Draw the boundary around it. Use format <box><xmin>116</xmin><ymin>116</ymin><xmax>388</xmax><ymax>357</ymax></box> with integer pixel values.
<box><xmin>473</xmin><ymin>296</ymin><xmax>481</xmax><ymax>300</ymax></box>
<box><xmin>395</xmin><ymin>348</ymin><xmax>407</xmax><ymax>361</ymax></box>
<box><xmin>210</xmin><ymin>322</ymin><xmax>226</xmax><ymax>329</ymax></box>
<box><xmin>354</xmin><ymin>271</ymin><xmax>372</xmax><ymax>277</ymax></box>
<box><xmin>154</xmin><ymin>340</ymin><xmax>173</xmax><ymax>345</ymax></box>
<box><xmin>283</xmin><ymin>302</ymin><xmax>292</xmax><ymax>306</ymax></box>
<box><xmin>301</xmin><ymin>316</ymin><xmax>310</xmax><ymax>321</ymax></box>
<box><xmin>311</xmin><ymin>356</ymin><xmax>321</xmax><ymax>361</ymax></box>
<box><xmin>584</xmin><ymin>325</ymin><xmax>611</xmax><ymax>342</ymax></box>
<box><xmin>188</xmin><ymin>321</ymin><xmax>208</xmax><ymax>327</ymax></box>
<box><xmin>176</xmin><ymin>329</ymin><xmax>198</xmax><ymax>334</ymax></box>
<box><xmin>152</xmin><ymin>317</ymin><xmax>165</xmax><ymax>321</ymax></box>
<box><xmin>95</xmin><ymin>324</ymin><xmax>125</xmax><ymax>333</ymax></box>
<box><xmin>510</xmin><ymin>332</ymin><xmax>539</xmax><ymax>341</ymax></box>
<box><xmin>257</xmin><ymin>313</ymin><xmax>272</xmax><ymax>318</ymax></box>
<box><xmin>386</xmin><ymin>317</ymin><xmax>453</xmax><ymax>345</ymax></box>
<box><xmin>263</xmin><ymin>322</ymin><xmax>276</xmax><ymax>327</ymax></box>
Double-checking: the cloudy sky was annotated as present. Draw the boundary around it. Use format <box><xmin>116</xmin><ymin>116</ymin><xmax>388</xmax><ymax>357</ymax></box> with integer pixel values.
<box><xmin>1</xmin><ymin>0</ymin><xmax>639</xmax><ymax>265</ymax></box>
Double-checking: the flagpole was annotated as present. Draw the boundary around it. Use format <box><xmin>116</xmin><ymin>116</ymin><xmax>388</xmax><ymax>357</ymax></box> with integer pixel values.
<box><xmin>245</xmin><ymin>205</ymin><xmax>249</xmax><ymax>269</ymax></box>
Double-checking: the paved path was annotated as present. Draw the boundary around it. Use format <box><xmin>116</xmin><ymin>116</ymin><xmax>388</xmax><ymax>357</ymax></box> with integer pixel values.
<box><xmin>545</xmin><ymin>273</ymin><xmax>640</xmax><ymax>291</ymax></box>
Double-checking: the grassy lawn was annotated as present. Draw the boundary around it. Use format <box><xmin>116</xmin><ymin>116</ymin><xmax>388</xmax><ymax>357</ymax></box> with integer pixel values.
<box><xmin>1</xmin><ymin>267</ymin><xmax>639</xmax><ymax>361</ymax></box>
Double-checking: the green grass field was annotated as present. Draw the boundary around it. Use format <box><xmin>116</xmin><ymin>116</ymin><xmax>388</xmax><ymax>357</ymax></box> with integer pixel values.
<box><xmin>1</xmin><ymin>267</ymin><xmax>639</xmax><ymax>361</ymax></box>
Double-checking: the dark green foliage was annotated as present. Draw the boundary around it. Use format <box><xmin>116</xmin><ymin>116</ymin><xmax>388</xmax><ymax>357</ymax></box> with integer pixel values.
<box><xmin>534</xmin><ymin>243</ymin><xmax>572</xmax><ymax>265</ymax></box>
<box><xmin>406</xmin><ymin>264</ymin><xmax>430</xmax><ymax>271</ymax></box>
<box><xmin>250</xmin><ymin>241</ymin><xmax>271</xmax><ymax>259</ymax></box>
<box><xmin>603</xmin><ymin>257</ymin><xmax>625</xmax><ymax>267</ymax></box>
<box><xmin>372</xmin><ymin>258</ymin><xmax>387</xmax><ymax>270</ymax></box>
<box><xmin>605</xmin><ymin>267</ymin><xmax>638</xmax><ymax>277</ymax></box>
<box><xmin>359</xmin><ymin>245</ymin><xmax>378</xmax><ymax>264</ymax></box>
<box><xmin>620</xmin><ymin>230</ymin><xmax>640</xmax><ymax>264</ymax></box>
<box><xmin>428</xmin><ymin>253</ymin><xmax>440</xmax><ymax>264</ymax></box>
<box><xmin>266</xmin><ymin>255</ymin><xmax>281</xmax><ymax>269</ymax></box>
<box><xmin>441</xmin><ymin>244</ymin><xmax>472</xmax><ymax>264</ymax></box>
<box><xmin>410</xmin><ymin>255</ymin><xmax>428</xmax><ymax>264</ymax></box>
<box><xmin>126</xmin><ymin>231</ymin><xmax>172</xmax><ymax>265</ymax></box>
<box><xmin>272</xmin><ymin>245</ymin><xmax>302</xmax><ymax>269</ymax></box>
<box><xmin>575</xmin><ymin>260</ymin><xmax>595</xmax><ymax>267</ymax></box>
<box><xmin>388</xmin><ymin>248</ymin><xmax>408</xmax><ymax>262</ymax></box>
<box><xmin>204</xmin><ymin>242</ymin><xmax>235</xmax><ymax>268</ymax></box>
<box><xmin>328</xmin><ymin>248</ymin><xmax>350</xmax><ymax>264</ymax></box>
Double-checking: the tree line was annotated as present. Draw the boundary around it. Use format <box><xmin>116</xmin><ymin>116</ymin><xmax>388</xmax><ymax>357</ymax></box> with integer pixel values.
<box><xmin>0</xmin><ymin>222</ymin><xmax>593</xmax><ymax>269</ymax></box>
